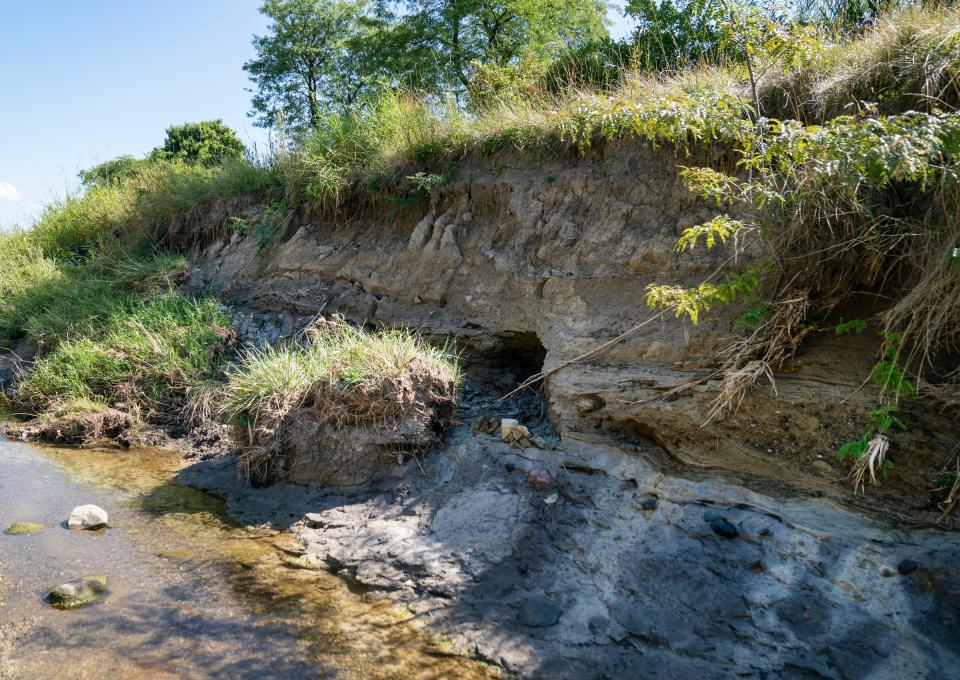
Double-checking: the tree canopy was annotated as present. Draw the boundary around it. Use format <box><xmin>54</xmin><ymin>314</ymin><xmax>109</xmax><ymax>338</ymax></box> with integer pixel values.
<box><xmin>244</xmin><ymin>0</ymin><xmax>374</xmax><ymax>131</ymax></box>
<box><xmin>152</xmin><ymin>120</ymin><xmax>246</xmax><ymax>166</ymax></box>
<box><xmin>244</xmin><ymin>0</ymin><xmax>611</xmax><ymax>131</ymax></box>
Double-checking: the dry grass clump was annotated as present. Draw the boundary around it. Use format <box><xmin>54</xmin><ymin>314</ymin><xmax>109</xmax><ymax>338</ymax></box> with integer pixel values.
<box><xmin>5</xmin><ymin>399</ymin><xmax>133</xmax><ymax>447</ymax></box>
<box><xmin>224</xmin><ymin>318</ymin><xmax>461</xmax><ymax>484</ymax></box>
<box><xmin>761</xmin><ymin>6</ymin><xmax>960</xmax><ymax>121</ymax></box>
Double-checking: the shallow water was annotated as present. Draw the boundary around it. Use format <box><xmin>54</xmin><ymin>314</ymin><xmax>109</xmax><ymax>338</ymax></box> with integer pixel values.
<box><xmin>0</xmin><ymin>439</ymin><xmax>498</xmax><ymax>679</ymax></box>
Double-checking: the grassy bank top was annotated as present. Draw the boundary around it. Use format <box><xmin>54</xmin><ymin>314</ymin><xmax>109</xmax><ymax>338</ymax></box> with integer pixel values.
<box><xmin>4</xmin><ymin>6</ymin><xmax>953</xmax><ymax>264</ymax></box>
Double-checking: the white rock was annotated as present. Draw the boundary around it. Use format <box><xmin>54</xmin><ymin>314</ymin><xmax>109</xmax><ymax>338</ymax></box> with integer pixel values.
<box><xmin>67</xmin><ymin>504</ymin><xmax>108</xmax><ymax>530</ymax></box>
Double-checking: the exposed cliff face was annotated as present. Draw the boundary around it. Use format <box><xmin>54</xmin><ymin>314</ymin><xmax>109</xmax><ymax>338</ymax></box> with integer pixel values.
<box><xmin>186</xmin><ymin>141</ymin><xmax>957</xmax><ymax>522</ymax></box>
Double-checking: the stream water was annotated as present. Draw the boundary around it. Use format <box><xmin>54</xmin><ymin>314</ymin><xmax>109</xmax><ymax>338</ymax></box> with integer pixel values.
<box><xmin>0</xmin><ymin>439</ymin><xmax>498</xmax><ymax>679</ymax></box>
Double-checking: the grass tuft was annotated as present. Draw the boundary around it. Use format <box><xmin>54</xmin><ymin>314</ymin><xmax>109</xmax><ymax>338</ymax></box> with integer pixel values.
<box><xmin>223</xmin><ymin>318</ymin><xmax>461</xmax><ymax>482</ymax></box>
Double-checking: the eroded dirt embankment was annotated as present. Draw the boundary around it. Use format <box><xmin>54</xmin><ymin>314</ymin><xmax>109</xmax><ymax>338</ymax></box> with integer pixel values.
<box><xmin>163</xmin><ymin>140</ymin><xmax>960</xmax><ymax>677</ymax></box>
<box><xmin>182</xmin><ymin>140</ymin><xmax>959</xmax><ymax>522</ymax></box>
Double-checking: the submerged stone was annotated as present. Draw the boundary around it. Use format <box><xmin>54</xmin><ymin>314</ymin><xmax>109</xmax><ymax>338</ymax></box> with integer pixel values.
<box><xmin>68</xmin><ymin>504</ymin><xmax>108</xmax><ymax>530</ymax></box>
<box><xmin>5</xmin><ymin>521</ymin><xmax>44</xmax><ymax>535</ymax></box>
<box><xmin>47</xmin><ymin>574</ymin><xmax>108</xmax><ymax>610</ymax></box>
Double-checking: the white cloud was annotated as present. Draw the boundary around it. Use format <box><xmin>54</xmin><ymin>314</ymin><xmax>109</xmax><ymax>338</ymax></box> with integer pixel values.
<box><xmin>0</xmin><ymin>183</ymin><xmax>21</xmax><ymax>202</ymax></box>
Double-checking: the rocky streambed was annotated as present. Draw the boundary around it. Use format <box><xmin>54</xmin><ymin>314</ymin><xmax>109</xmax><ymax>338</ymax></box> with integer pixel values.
<box><xmin>0</xmin><ymin>439</ymin><xmax>498</xmax><ymax>679</ymax></box>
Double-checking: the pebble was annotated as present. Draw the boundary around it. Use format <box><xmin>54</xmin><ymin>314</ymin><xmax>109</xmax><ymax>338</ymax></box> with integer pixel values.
<box><xmin>811</xmin><ymin>460</ymin><xmax>834</xmax><ymax>475</ymax></box>
<box><xmin>504</xmin><ymin>462</ymin><xmax>516</xmax><ymax>472</ymax></box>
<box><xmin>637</xmin><ymin>497</ymin><xmax>657</xmax><ymax>511</ymax></box>
<box><xmin>527</xmin><ymin>468</ymin><xmax>552</xmax><ymax>490</ymax></box>
<box><xmin>710</xmin><ymin>518</ymin><xmax>739</xmax><ymax>539</ymax></box>
<box><xmin>897</xmin><ymin>559</ymin><xmax>918</xmax><ymax>576</ymax></box>
<box><xmin>703</xmin><ymin>510</ymin><xmax>738</xmax><ymax>539</ymax></box>
<box><xmin>880</xmin><ymin>566</ymin><xmax>897</xmax><ymax>577</ymax></box>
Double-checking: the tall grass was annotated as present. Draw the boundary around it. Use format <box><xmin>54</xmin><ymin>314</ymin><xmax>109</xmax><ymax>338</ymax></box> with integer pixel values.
<box><xmin>0</xmin><ymin>159</ymin><xmax>253</xmax><ymax>420</ymax></box>
<box><xmin>17</xmin><ymin>294</ymin><xmax>230</xmax><ymax>415</ymax></box>
<box><xmin>223</xmin><ymin>319</ymin><xmax>461</xmax><ymax>428</ymax></box>
<box><xmin>760</xmin><ymin>6</ymin><xmax>960</xmax><ymax>120</ymax></box>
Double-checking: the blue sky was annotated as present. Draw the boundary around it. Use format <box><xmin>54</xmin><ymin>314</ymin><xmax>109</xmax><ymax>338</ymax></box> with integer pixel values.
<box><xmin>0</xmin><ymin>1</ymin><xmax>633</xmax><ymax>229</ymax></box>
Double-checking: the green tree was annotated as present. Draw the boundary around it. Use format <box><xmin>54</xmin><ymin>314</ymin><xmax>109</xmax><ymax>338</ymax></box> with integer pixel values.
<box><xmin>370</xmin><ymin>0</ymin><xmax>611</xmax><ymax>98</ymax></box>
<box><xmin>625</xmin><ymin>0</ymin><xmax>729</xmax><ymax>70</ymax></box>
<box><xmin>244</xmin><ymin>0</ymin><xmax>374</xmax><ymax>131</ymax></box>
<box><xmin>152</xmin><ymin>120</ymin><xmax>246</xmax><ymax>166</ymax></box>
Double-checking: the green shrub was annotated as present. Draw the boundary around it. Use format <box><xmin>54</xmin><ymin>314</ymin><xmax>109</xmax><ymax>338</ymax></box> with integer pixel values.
<box><xmin>78</xmin><ymin>155</ymin><xmax>149</xmax><ymax>189</ymax></box>
<box><xmin>151</xmin><ymin>120</ymin><xmax>246</xmax><ymax>167</ymax></box>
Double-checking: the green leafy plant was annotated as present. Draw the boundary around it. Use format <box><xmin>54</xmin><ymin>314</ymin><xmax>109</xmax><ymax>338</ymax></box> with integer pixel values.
<box><xmin>229</xmin><ymin>216</ymin><xmax>250</xmax><ymax>235</ymax></box>
<box><xmin>407</xmin><ymin>172</ymin><xmax>448</xmax><ymax>194</ymax></box>
<box><xmin>838</xmin><ymin>405</ymin><xmax>904</xmax><ymax>492</ymax></box>
<box><xmin>675</xmin><ymin>215</ymin><xmax>747</xmax><ymax>252</ymax></box>
<box><xmin>872</xmin><ymin>332</ymin><xmax>917</xmax><ymax>399</ymax></box>
<box><xmin>646</xmin><ymin>265</ymin><xmax>765</xmax><ymax>324</ymax></box>
<box><xmin>835</xmin><ymin>318</ymin><xmax>867</xmax><ymax>336</ymax></box>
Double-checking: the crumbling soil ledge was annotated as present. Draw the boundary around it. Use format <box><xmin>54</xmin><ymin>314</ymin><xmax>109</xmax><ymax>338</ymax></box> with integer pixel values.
<box><xmin>180</xmin><ymin>418</ymin><xmax>960</xmax><ymax>679</ymax></box>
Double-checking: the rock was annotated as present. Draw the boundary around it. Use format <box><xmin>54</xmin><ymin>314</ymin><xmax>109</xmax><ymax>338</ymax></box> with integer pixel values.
<box><xmin>811</xmin><ymin>460</ymin><xmax>834</xmax><ymax>475</ymax></box>
<box><xmin>517</xmin><ymin>597</ymin><xmax>563</xmax><ymax>627</ymax></box>
<box><xmin>637</xmin><ymin>497</ymin><xmax>657</xmax><ymax>511</ymax></box>
<box><xmin>880</xmin><ymin>566</ymin><xmax>897</xmax><ymax>577</ymax></box>
<box><xmin>576</xmin><ymin>397</ymin><xmax>603</xmax><ymax>414</ymax></box>
<box><xmin>544</xmin><ymin>492</ymin><xmax>559</xmax><ymax>505</ymax></box>
<box><xmin>280</xmin><ymin>553</ymin><xmax>325</xmax><ymax>570</ymax></box>
<box><xmin>5</xmin><ymin>522</ymin><xmax>44</xmax><ymax>535</ymax></box>
<box><xmin>897</xmin><ymin>559</ymin><xmax>918</xmax><ymax>576</ymax></box>
<box><xmin>304</xmin><ymin>512</ymin><xmax>327</xmax><ymax>528</ymax></box>
<box><xmin>504</xmin><ymin>462</ymin><xmax>517</xmax><ymax>472</ymax></box>
<box><xmin>67</xmin><ymin>504</ymin><xmax>108</xmax><ymax>530</ymax></box>
<box><xmin>588</xmin><ymin>616</ymin><xmax>610</xmax><ymax>635</ymax></box>
<box><xmin>710</xmin><ymin>518</ymin><xmax>739</xmax><ymax>539</ymax></box>
<box><xmin>704</xmin><ymin>510</ymin><xmax>738</xmax><ymax>539</ymax></box>
<box><xmin>500</xmin><ymin>418</ymin><xmax>531</xmax><ymax>447</ymax></box>
<box><xmin>527</xmin><ymin>468</ymin><xmax>552</xmax><ymax>490</ymax></box>
<box><xmin>47</xmin><ymin>574</ymin><xmax>108</xmax><ymax>610</ymax></box>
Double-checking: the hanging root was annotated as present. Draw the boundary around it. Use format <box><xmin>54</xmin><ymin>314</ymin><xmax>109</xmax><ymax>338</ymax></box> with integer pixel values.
<box><xmin>851</xmin><ymin>433</ymin><xmax>890</xmax><ymax>494</ymax></box>
<box><xmin>708</xmin><ymin>294</ymin><xmax>814</xmax><ymax>420</ymax></box>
